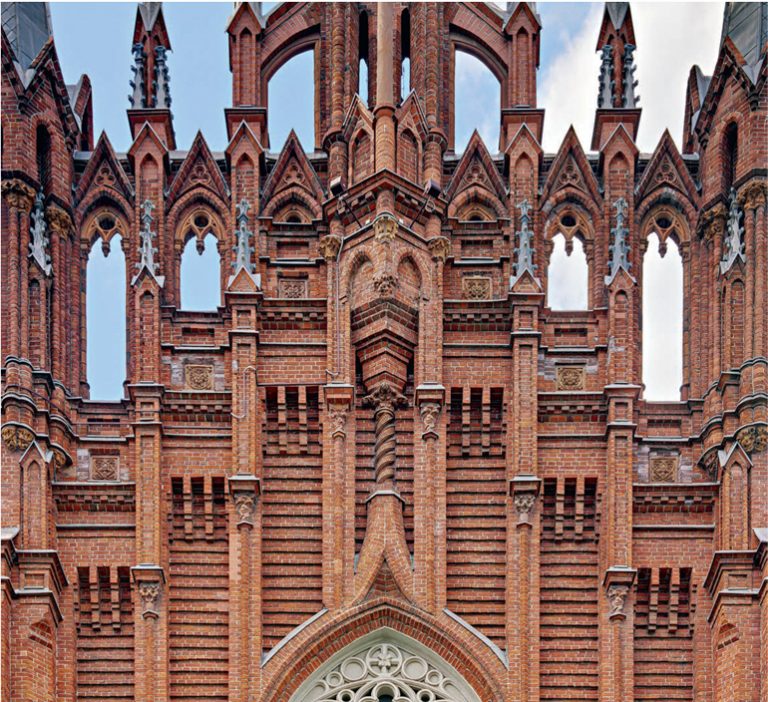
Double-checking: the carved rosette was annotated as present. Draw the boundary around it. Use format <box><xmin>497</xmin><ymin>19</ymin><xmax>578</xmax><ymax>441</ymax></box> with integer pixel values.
<box><xmin>1</xmin><ymin>425</ymin><xmax>35</xmax><ymax>452</ymax></box>
<box><xmin>419</xmin><ymin>402</ymin><xmax>441</xmax><ymax>439</ymax></box>
<box><xmin>185</xmin><ymin>364</ymin><xmax>214</xmax><ymax>390</ymax></box>
<box><xmin>318</xmin><ymin>234</ymin><xmax>342</xmax><ymax>261</ymax></box>
<box><xmin>607</xmin><ymin>584</ymin><xmax>630</xmax><ymax>620</ymax></box>
<box><xmin>514</xmin><ymin>492</ymin><xmax>537</xmax><ymax>524</ymax></box>
<box><xmin>363</xmin><ymin>382</ymin><xmax>408</xmax><ymax>485</ymax></box>
<box><xmin>139</xmin><ymin>581</ymin><xmax>161</xmax><ymax>619</ymax></box>
<box><xmin>1</xmin><ymin>179</ymin><xmax>36</xmax><ymax>212</ymax></box>
<box><xmin>428</xmin><ymin>236</ymin><xmax>451</xmax><ymax>263</ymax></box>
<box><xmin>737</xmin><ymin>425</ymin><xmax>767</xmax><ymax>455</ymax></box>
<box><xmin>373</xmin><ymin>213</ymin><xmax>398</xmax><ymax>242</ymax></box>
<box><xmin>556</xmin><ymin>366</ymin><xmax>585</xmax><ymax>391</ymax></box>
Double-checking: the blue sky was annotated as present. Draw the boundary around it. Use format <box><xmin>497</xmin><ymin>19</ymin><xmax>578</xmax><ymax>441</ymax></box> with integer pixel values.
<box><xmin>48</xmin><ymin>2</ymin><xmax>723</xmax><ymax>400</ymax></box>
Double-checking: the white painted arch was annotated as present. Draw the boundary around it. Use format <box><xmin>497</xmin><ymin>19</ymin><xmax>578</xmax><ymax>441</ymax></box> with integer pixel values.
<box><xmin>290</xmin><ymin>628</ymin><xmax>482</xmax><ymax>702</ymax></box>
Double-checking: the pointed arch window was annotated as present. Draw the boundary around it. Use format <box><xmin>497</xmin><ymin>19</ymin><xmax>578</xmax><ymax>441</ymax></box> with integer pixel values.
<box><xmin>453</xmin><ymin>50</ymin><xmax>500</xmax><ymax>153</ymax></box>
<box><xmin>179</xmin><ymin>210</ymin><xmax>221</xmax><ymax>311</ymax></box>
<box><xmin>400</xmin><ymin>8</ymin><xmax>411</xmax><ymax>100</ymax></box>
<box><xmin>359</xmin><ymin>11</ymin><xmax>370</xmax><ymax>105</ymax></box>
<box><xmin>642</xmin><ymin>230</ymin><xmax>683</xmax><ymax>401</ymax></box>
<box><xmin>268</xmin><ymin>50</ymin><xmax>315</xmax><ymax>150</ymax></box>
<box><xmin>36</xmin><ymin>125</ymin><xmax>51</xmax><ymax>194</ymax></box>
<box><xmin>86</xmin><ymin>212</ymin><xmax>126</xmax><ymax>400</ymax></box>
<box><xmin>723</xmin><ymin>122</ymin><xmax>738</xmax><ymax>192</ymax></box>
<box><xmin>547</xmin><ymin>232</ymin><xmax>589</xmax><ymax>310</ymax></box>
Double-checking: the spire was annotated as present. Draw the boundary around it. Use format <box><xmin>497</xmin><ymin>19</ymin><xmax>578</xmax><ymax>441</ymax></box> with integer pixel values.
<box><xmin>2</xmin><ymin>2</ymin><xmax>52</xmax><ymax>71</ymax></box>
<box><xmin>720</xmin><ymin>2</ymin><xmax>768</xmax><ymax>81</ymax></box>
<box><xmin>127</xmin><ymin>2</ymin><xmax>175</xmax><ymax>148</ymax></box>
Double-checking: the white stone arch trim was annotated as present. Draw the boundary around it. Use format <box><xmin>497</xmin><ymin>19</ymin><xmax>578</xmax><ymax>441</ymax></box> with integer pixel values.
<box><xmin>290</xmin><ymin>628</ymin><xmax>481</xmax><ymax>702</ymax></box>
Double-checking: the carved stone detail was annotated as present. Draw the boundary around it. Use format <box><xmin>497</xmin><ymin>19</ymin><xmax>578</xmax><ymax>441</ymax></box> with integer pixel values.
<box><xmin>233</xmin><ymin>491</ymin><xmax>257</xmax><ymax>526</ymax></box>
<box><xmin>373</xmin><ymin>273</ymin><xmax>398</xmax><ymax>297</ymax></box>
<box><xmin>556</xmin><ymin>366</ymin><xmax>585</xmax><ymax>391</ymax></box>
<box><xmin>29</xmin><ymin>190</ymin><xmax>52</xmax><ymax>275</ymax></box>
<box><xmin>1</xmin><ymin>425</ymin><xmax>35</xmax><ymax>451</ymax></box>
<box><xmin>419</xmin><ymin>402</ymin><xmax>441</xmax><ymax>438</ymax></box>
<box><xmin>607</xmin><ymin>584</ymin><xmax>630</xmax><ymax>620</ymax></box>
<box><xmin>373</xmin><ymin>213</ymin><xmax>398</xmax><ymax>241</ymax></box>
<box><xmin>514</xmin><ymin>492</ymin><xmax>537</xmax><ymax>523</ymax></box>
<box><xmin>294</xmin><ymin>639</ymin><xmax>472</xmax><ymax>702</ymax></box>
<box><xmin>720</xmin><ymin>187</ymin><xmax>746</xmax><ymax>275</ymax></box>
<box><xmin>138</xmin><ymin>581</ymin><xmax>161</xmax><ymax>619</ymax></box>
<box><xmin>45</xmin><ymin>205</ymin><xmax>73</xmax><ymax>237</ymax></box>
<box><xmin>649</xmin><ymin>455</ymin><xmax>677</xmax><ymax>482</ymax></box>
<box><xmin>428</xmin><ymin>236</ymin><xmax>451</xmax><ymax>262</ymax></box>
<box><xmin>328</xmin><ymin>405</ymin><xmax>348</xmax><ymax>438</ymax></box>
<box><xmin>462</xmin><ymin>276</ymin><xmax>491</xmax><ymax>300</ymax></box>
<box><xmin>318</xmin><ymin>235</ymin><xmax>342</xmax><ymax>260</ymax></box>
<box><xmin>92</xmin><ymin>456</ymin><xmax>119</xmax><ymax>481</ymax></box>
<box><xmin>1</xmin><ymin>179</ymin><xmax>36</xmax><ymax>211</ymax></box>
<box><xmin>605</xmin><ymin>197</ymin><xmax>633</xmax><ymax>284</ymax></box>
<box><xmin>185</xmin><ymin>364</ymin><xmax>214</xmax><ymax>391</ymax></box>
<box><xmin>278</xmin><ymin>278</ymin><xmax>308</xmax><ymax>299</ymax></box>
<box><xmin>736</xmin><ymin>425</ymin><xmax>767</xmax><ymax>455</ymax></box>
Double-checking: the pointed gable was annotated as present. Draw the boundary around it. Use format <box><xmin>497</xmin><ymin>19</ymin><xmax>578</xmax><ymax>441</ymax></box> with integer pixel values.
<box><xmin>541</xmin><ymin>126</ymin><xmax>601</xmax><ymax>205</ymax></box>
<box><xmin>445</xmin><ymin>130</ymin><xmax>507</xmax><ymax>203</ymax></box>
<box><xmin>261</xmin><ymin>130</ymin><xmax>323</xmax><ymax>204</ymax></box>
<box><xmin>133</xmin><ymin>2</ymin><xmax>171</xmax><ymax>49</ymax></box>
<box><xmin>395</xmin><ymin>91</ymin><xmax>429</xmax><ymax>141</ymax></box>
<box><xmin>226</xmin><ymin>120</ymin><xmax>264</xmax><ymax>168</ymax></box>
<box><xmin>636</xmin><ymin>129</ymin><xmax>698</xmax><ymax>204</ymax></box>
<box><xmin>166</xmin><ymin>131</ymin><xmax>230</xmax><ymax>204</ymax></box>
<box><xmin>342</xmin><ymin>94</ymin><xmax>374</xmax><ymax>141</ymax></box>
<box><xmin>76</xmin><ymin>132</ymin><xmax>134</xmax><ymax>205</ymax></box>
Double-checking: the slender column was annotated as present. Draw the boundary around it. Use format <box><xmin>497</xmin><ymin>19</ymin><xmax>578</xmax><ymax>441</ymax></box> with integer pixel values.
<box><xmin>323</xmin><ymin>384</ymin><xmax>354</xmax><ymax>608</ymax></box>
<box><xmin>363</xmin><ymin>382</ymin><xmax>407</xmax><ymax>490</ymax></box>
<box><xmin>374</xmin><ymin>2</ymin><xmax>396</xmax><ymax>172</ymax></box>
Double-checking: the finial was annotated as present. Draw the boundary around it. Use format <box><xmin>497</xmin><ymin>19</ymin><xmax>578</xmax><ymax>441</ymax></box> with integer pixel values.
<box><xmin>605</xmin><ymin>197</ymin><xmax>634</xmax><ymax>284</ymax></box>
<box><xmin>510</xmin><ymin>198</ymin><xmax>540</xmax><ymax>288</ymax></box>
<box><xmin>598</xmin><ymin>45</ymin><xmax>614</xmax><ymax>108</ymax></box>
<box><xmin>231</xmin><ymin>198</ymin><xmax>255</xmax><ymax>274</ymax></box>
<box><xmin>622</xmin><ymin>43</ymin><xmax>639</xmax><ymax>108</ymax></box>
<box><xmin>719</xmin><ymin>187</ymin><xmax>746</xmax><ymax>275</ymax></box>
<box><xmin>153</xmin><ymin>45</ymin><xmax>172</xmax><ymax>109</ymax></box>
<box><xmin>29</xmin><ymin>190</ymin><xmax>52</xmax><ymax>276</ymax></box>
<box><xmin>136</xmin><ymin>199</ymin><xmax>160</xmax><ymax>277</ymax></box>
<box><xmin>129</xmin><ymin>43</ymin><xmax>147</xmax><ymax>108</ymax></box>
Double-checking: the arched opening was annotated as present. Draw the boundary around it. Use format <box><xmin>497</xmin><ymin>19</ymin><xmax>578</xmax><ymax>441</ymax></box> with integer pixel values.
<box><xmin>268</xmin><ymin>50</ymin><xmax>315</xmax><ymax>150</ymax></box>
<box><xmin>86</xmin><ymin>232</ymin><xmax>126</xmax><ymax>400</ymax></box>
<box><xmin>400</xmin><ymin>8</ymin><xmax>411</xmax><ymax>100</ymax></box>
<box><xmin>547</xmin><ymin>233</ymin><xmax>589</xmax><ymax>310</ymax></box>
<box><xmin>359</xmin><ymin>11</ymin><xmax>370</xmax><ymax>105</ymax></box>
<box><xmin>723</xmin><ymin>122</ymin><xmax>738</xmax><ymax>192</ymax></box>
<box><xmin>180</xmin><ymin>232</ymin><xmax>221</xmax><ymax>311</ymax></box>
<box><xmin>454</xmin><ymin>50</ymin><xmax>500</xmax><ymax>153</ymax></box>
<box><xmin>642</xmin><ymin>232</ymin><xmax>683</xmax><ymax>401</ymax></box>
<box><xmin>36</xmin><ymin>125</ymin><xmax>51</xmax><ymax>194</ymax></box>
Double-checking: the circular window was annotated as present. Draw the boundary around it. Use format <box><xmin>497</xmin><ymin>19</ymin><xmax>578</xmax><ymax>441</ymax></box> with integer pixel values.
<box><xmin>560</xmin><ymin>213</ymin><xmax>577</xmax><ymax>228</ymax></box>
<box><xmin>194</xmin><ymin>213</ymin><xmax>209</xmax><ymax>229</ymax></box>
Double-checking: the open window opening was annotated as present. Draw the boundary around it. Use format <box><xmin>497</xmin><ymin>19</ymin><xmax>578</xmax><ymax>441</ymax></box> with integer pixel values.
<box><xmin>400</xmin><ymin>8</ymin><xmax>411</xmax><ymax>100</ymax></box>
<box><xmin>180</xmin><ymin>228</ymin><xmax>221</xmax><ymax>311</ymax></box>
<box><xmin>547</xmin><ymin>232</ymin><xmax>589</xmax><ymax>311</ymax></box>
<box><xmin>268</xmin><ymin>49</ymin><xmax>315</xmax><ymax>150</ymax></box>
<box><xmin>358</xmin><ymin>11</ymin><xmax>370</xmax><ymax>105</ymax></box>
<box><xmin>454</xmin><ymin>50</ymin><xmax>500</xmax><ymax>153</ymax></box>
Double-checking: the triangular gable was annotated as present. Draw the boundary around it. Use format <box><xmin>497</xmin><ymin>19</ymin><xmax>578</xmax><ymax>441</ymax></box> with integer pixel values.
<box><xmin>395</xmin><ymin>91</ymin><xmax>428</xmax><ymax>141</ymax></box>
<box><xmin>596</xmin><ymin>2</ymin><xmax>635</xmax><ymax>49</ymax></box>
<box><xmin>226</xmin><ymin>120</ymin><xmax>264</xmax><ymax>167</ymax></box>
<box><xmin>76</xmin><ymin>132</ymin><xmax>135</xmax><ymax>204</ymax></box>
<box><xmin>133</xmin><ymin>3</ymin><xmax>171</xmax><ymax>49</ymax></box>
<box><xmin>342</xmin><ymin>94</ymin><xmax>374</xmax><ymax>142</ymax></box>
<box><xmin>262</xmin><ymin>129</ymin><xmax>324</xmax><ymax>204</ymax></box>
<box><xmin>127</xmin><ymin>120</ymin><xmax>169</xmax><ymax>166</ymax></box>
<box><xmin>636</xmin><ymin>129</ymin><xmax>698</xmax><ymax>204</ymax></box>
<box><xmin>227</xmin><ymin>265</ymin><xmax>261</xmax><ymax>292</ymax></box>
<box><xmin>541</xmin><ymin>126</ymin><xmax>601</xmax><ymax>205</ymax></box>
<box><xmin>166</xmin><ymin>131</ymin><xmax>230</xmax><ymax>203</ymax></box>
<box><xmin>226</xmin><ymin>1</ymin><xmax>262</xmax><ymax>36</ymax></box>
<box><xmin>364</xmin><ymin>556</ymin><xmax>410</xmax><ymax>602</ymax></box>
<box><xmin>445</xmin><ymin>130</ymin><xmax>507</xmax><ymax>202</ymax></box>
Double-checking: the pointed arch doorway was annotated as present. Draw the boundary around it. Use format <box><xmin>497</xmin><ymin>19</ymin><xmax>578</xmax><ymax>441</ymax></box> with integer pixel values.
<box><xmin>290</xmin><ymin>629</ymin><xmax>482</xmax><ymax>702</ymax></box>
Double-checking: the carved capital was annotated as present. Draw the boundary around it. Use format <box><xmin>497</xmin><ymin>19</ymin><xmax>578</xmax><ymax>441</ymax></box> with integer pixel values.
<box><xmin>738</xmin><ymin>180</ymin><xmax>768</xmax><ymax>210</ymax></box>
<box><xmin>1</xmin><ymin>179</ymin><xmax>36</xmax><ymax>212</ymax></box>
<box><xmin>607</xmin><ymin>584</ymin><xmax>630</xmax><ymax>620</ymax></box>
<box><xmin>1</xmin><ymin>425</ymin><xmax>35</xmax><ymax>451</ymax></box>
<box><xmin>363</xmin><ymin>382</ymin><xmax>408</xmax><ymax>416</ymax></box>
<box><xmin>45</xmin><ymin>205</ymin><xmax>73</xmax><ymax>237</ymax></box>
<box><xmin>318</xmin><ymin>234</ymin><xmax>342</xmax><ymax>261</ymax></box>
<box><xmin>419</xmin><ymin>402</ymin><xmax>441</xmax><ymax>439</ymax></box>
<box><xmin>428</xmin><ymin>236</ymin><xmax>451</xmax><ymax>262</ymax></box>
<box><xmin>736</xmin><ymin>425</ymin><xmax>767</xmax><ymax>455</ymax></box>
<box><xmin>373</xmin><ymin>213</ymin><xmax>397</xmax><ymax>242</ymax></box>
<box><xmin>138</xmin><ymin>581</ymin><xmax>161</xmax><ymax>619</ymax></box>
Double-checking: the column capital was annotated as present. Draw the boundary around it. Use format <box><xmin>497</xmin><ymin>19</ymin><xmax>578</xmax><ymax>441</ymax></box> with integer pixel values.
<box><xmin>229</xmin><ymin>474</ymin><xmax>261</xmax><ymax>527</ymax></box>
<box><xmin>509</xmin><ymin>475</ymin><xmax>542</xmax><ymax>526</ymax></box>
<box><xmin>603</xmin><ymin>566</ymin><xmax>637</xmax><ymax>621</ymax></box>
<box><xmin>131</xmin><ymin>565</ymin><xmax>166</xmax><ymax>620</ymax></box>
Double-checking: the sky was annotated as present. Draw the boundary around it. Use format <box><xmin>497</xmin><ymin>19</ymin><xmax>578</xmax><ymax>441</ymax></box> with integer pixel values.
<box><xmin>47</xmin><ymin>2</ymin><xmax>725</xmax><ymax>401</ymax></box>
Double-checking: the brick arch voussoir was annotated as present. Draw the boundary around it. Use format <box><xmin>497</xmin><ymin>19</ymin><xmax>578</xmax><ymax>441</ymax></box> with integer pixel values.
<box><xmin>263</xmin><ymin>185</ymin><xmax>322</xmax><ymax>221</ymax></box>
<box><xmin>261</xmin><ymin>599</ymin><xmax>506</xmax><ymax>702</ymax></box>
<box><xmin>448</xmin><ymin>185</ymin><xmax>507</xmax><ymax>220</ymax></box>
<box><xmin>637</xmin><ymin>192</ymin><xmax>695</xmax><ymax>249</ymax></box>
<box><xmin>167</xmin><ymin>188</ymin><xmax>230</xmax><ymax>250</ymax></box>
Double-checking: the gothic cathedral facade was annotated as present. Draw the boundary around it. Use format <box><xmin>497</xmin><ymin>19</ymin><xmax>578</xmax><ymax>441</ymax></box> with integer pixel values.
<box><xmin>1</xmin><ymin>2</ymin><xmax>767</xmax><ymax>701</ymax></box>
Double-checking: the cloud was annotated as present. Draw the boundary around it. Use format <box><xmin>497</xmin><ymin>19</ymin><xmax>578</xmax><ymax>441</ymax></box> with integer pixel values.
<box><xmin>539</xmin><ymin>3</ymin><xmax>723</xmax><ymax>153</ymax></box>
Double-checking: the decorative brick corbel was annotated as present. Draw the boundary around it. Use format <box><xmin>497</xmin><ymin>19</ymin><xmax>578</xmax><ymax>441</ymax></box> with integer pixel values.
<box><xmin>131</xmin><ymin>565</ymin><xmax>166</xmax><ymax>620</ymax></box>
<box><xmin>603</xmin><ymin>566</ymin><xmax>637</xmax><ymax>621</ymax></box>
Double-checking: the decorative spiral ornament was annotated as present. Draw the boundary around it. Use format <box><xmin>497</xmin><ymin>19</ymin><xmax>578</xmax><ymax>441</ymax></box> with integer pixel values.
<box><xmin>363</xmin><ymin>382</ymin><xmax>407</xmax><ymax>486</ymax></box>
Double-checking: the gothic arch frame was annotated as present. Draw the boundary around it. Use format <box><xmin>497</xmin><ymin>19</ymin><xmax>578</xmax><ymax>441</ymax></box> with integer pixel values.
<box><xmin>261</xmin><ymin>602</ymin><xmax>505</xmax><ymax>702</ymax></box>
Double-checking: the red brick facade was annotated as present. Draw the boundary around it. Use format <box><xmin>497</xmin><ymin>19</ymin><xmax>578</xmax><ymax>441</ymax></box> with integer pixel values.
<box><xmin>2</xmin><ymin>3</ymin><xmax>767</xmax><ymax>701</ymax></box>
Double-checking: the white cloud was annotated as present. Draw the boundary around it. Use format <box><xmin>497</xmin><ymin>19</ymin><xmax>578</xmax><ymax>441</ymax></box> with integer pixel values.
<box><xmin>539</xmin><ymin>2</ymin><xmax>723</xmax><ymax>153</ymax></box>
